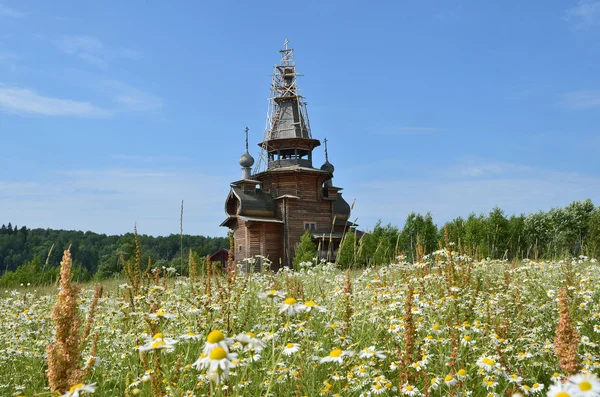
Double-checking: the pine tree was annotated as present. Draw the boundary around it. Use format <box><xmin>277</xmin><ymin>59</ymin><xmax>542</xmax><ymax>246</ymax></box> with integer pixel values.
<box><xmin>293</xmin><ymin>230</ymin><xmax>317</xmax><ymax>268</ymax></box>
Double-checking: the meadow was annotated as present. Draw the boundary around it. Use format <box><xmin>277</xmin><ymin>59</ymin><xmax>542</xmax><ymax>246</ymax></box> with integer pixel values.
<box><xmin>1</xmin><ymin>248</ymin><xmax>599</xmax><ymax>397</ymax></box>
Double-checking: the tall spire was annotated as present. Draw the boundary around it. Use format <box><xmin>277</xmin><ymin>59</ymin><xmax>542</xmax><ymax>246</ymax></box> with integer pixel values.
<box><xmin>324</xmin><ymin>137</ymin><xmax>329</xmax><ymax>163</ymax></box>
<box><xmin>254</xmin><ymin>41</ymin><xmax>320</xmax><ymax>173</ymax></box>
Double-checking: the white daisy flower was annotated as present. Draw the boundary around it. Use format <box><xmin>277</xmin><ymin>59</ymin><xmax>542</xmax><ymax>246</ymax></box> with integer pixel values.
<box><xmin>258</xmin><ymin>289</ymin><xmax>286</xmax><ymax>301</ymax></box>
<box><xmin>137</xmin><ymin>333</ymin><xmax>177</xmax><ymax>352</ymax></box>
<box><xmin>61</xmin><ymin>383</ymin><xmax>97</xmax><ymax>397</ymax></box>
<box><xmin>203</xmin><ymin>330</ymin><xmax>233</xmax><ymax>355</ymax></box>
<box><xmin>283</xmin><ymin>342</ymin><xmax>300</xmax><ymax>356</ymax></box>
<box><xmin>320</xmin><ymin>348</ymin><xmax>353</xmax><ymax>364</ymax></box>
<box><xmin>302</xmin><ymin>300</ymin><xmax>326</xmax><ymax>312</ymax></box>
<box><xmin>568</xmin><ymin>373</ymin><xmax>600</xmax><ymax>395</ymax></box>
<box><xmin>359</xmin><ymin>345</ymin><xmax>386</xmax><ymax>360</ymax></box>
<box><xmin>192</xmin><ymin>347</ymin><xmax>238</xmax><ymax>384</ymax></box>
<box><xmin>279</xmin><ymin>297</ymin><xmax>305</xmax><ymax>316</ymax></box>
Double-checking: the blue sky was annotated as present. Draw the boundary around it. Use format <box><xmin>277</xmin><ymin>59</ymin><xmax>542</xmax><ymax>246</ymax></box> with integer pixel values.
<box><xmin>1</xmin><ymin>1</ymin><xmax>599</xmax><ymax>237</ymax></box>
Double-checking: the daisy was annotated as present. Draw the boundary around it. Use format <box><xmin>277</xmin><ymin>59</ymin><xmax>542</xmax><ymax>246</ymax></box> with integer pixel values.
<box><xmin>401</xmin><ymin>382</ymin><xmax>421</xmax><ymax>396</ymax></box>
<box><xmin>138</xmin><ymin>333</ymin><xmax>178</xmax><ymax>352</ymax></box>
<box><xmin>149</xmin><ymin>310</ymin><xmax>176</xmax><ymax>320</ymax></box>
<box><xmin>302</xmin><ymin>300</ymin><xmax>326</xmax><ymax>312</ymax></box>
<box><xmin>547</xmin><ymin>382</ymin><xmax>578</xmax><ymax>397</ymax></box>
<box><xmin>568</xmin><ymin>373</ymin><xmax>600</xmax><ymax>395</ymax></box>
<box><xmin>181</xmin><ymin>331</ymin><xmax>201</xmax><ymax>341</ymax></box>
<box><xmin>203</xmin><ymin>330</ymin><xmax>232</xmax><ymax>355</ymax></box>
<box><xmin>530</xmin><ymin>383</ymin><xmax>544</xmax><ymax>393</ymax></box>
<box><xmin>235</xmin><ymin>331</ymin><xmax>265</xmax><ymax>352</ymax></box>
<box><xmin>280</xmin><ymin>297</ymin><xmax>305</xmax><ymax>316</ymax></box>
<box><xmin>359</xmin><ymin>345</ymin><xmax>386</xmax><ymax>360</ymax></box>
<box><xmin>432</xmin><ymin>323</ymin><xmax>443</xmax><ymax>335</ymax></box>
<box><xmin>457</xmin><ymin>369</ymin><xmax>468</xmax><ymax>380</ymax></box>
<box><xmin>283</xmin><ymin>343</ymin><xmax>300</xmax><ymax>356</ymax></box>
<box><xmin>320</xmin><ymin>348</ymin><xmax>353</xmax><ymax>364</ymax></box>
<box><xmin>193</xmin><ymin>347</ymin><xmax>238</xmax><ymax>384</ymax></box>
<box><xmin>444</xmin><ymin>374</ymin><xmax>458</xmax><ymax>386</ymax></box>
<box><xmin>61</xmin><ymin>383</ymin><xmax>97</xmax><ymax>397</ymax></box>
<box><xmin>429</xmin><ymin>377</ymin><xmax>440</xmax><ymax>391</ymax></box>
<box><xmin>477</xmin><ymin>355</ymin><xmax>499</xmax><ymax>372</ymax></box>
<box><xmin>258</xmin><ymin>289</ymin><xmax>285</xmax><ymax>301</ymax></box>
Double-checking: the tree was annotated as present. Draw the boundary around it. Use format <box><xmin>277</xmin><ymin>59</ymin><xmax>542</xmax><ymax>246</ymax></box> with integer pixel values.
<box><xmin>293</xmin><ymin>230</ymin><xmax>317</xmax><ymax>268</ymax></box>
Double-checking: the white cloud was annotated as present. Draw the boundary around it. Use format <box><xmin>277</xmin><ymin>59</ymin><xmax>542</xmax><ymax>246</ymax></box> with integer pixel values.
<box><xmin>561</xmin><ymin>91</ymin><xmax>600</xmax><ymax>109</ymax></box>
<box><xmin>0</xmin><ymin>168</ymin><xmax>231</xmax><ymax>236</ymax></box>
<box><xmin>566</xmin><ymin>1</ymin><xmax>600</xmax><ymax>29</ymax></box>
<box><xmin>0</xmin><ymin>3</ymin><xmax>24</xmax><ymax>18</ymax></box>
<box><xmin>53</xmin><ymin>35</ymin><xmax>141</xmax><ymax>69</ymax></box>
<box><xmin>0</xmin><ymin>85</ymin><xmax>111</xmax><ymax>117</ymax></box>
<box><xmin>104</xmin><ymin>80</ymin><xmax>163</xmax><ymax>112</ymax></box>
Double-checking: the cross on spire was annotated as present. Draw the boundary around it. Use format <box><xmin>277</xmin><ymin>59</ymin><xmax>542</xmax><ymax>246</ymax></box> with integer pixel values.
<box><xmin>284</xmin><ymin>38</ymin><xmax>289</xmax><ymax>50</ymax></box>
<box><xmin>245</xmin><ymin>126</ymin><xmax>249</xmax><ymax>151</ymax></box>
<box><xmin>324</xmin><ymin>137</ymin><xmax>329</xmax><ymax>162</ymax></box>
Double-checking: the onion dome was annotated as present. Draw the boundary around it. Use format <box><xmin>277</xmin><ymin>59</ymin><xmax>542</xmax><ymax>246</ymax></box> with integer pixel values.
<box><xmin>239</xmin><ymin>151</ymin><xmax>255</xmax><ymax>168</ymax></box>
<box><xmin>320</xmin><ymin>160</ymin><xmax>334</xmax><ymax>173</ymax></box>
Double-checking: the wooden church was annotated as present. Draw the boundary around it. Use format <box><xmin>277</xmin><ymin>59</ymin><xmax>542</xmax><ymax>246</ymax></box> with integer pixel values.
<box><xmin>221</xmin><ymin>42</ymin><xmax>353</xmax><ymax>268</ymax></box>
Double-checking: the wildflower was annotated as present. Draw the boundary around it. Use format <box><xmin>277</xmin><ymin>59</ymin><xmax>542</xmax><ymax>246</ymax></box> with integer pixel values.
<box><xmin>193</xmin><ymin>347</ymin><xmax>238</xmax><ymax>384</ymax></box>
<box><xmin>258</xmin><ymin>289</ymin><xmax>285</xmax><ymax>301</ymax></box>
<box><xmin>530</xmin><ymin>383</ymin><xmax>544</xmax><ymax>393</ymax></box>
<box><xmin>547</xmin><ymin>382</ymin><xmax>578</xmax><ymax>397</ymax></box>
<box><xmin>457</xmin><ymin>369</ymin><xmax>468</xmax><ymax>380</ymax></box>
<box><xmin>203</xmin><ymin>330</ymin><xmax>232</xmax><ymax>355</ymax></box>
<box><xmin>280</xmin><ymin>297</ymin><xmax>305</xmax><ymax>316</ymax></box>
<box><xmin>320</xmin><ymin>348</ymin><xmax>353</xmax><ymax>364</ymax></box>
<box><xmin>283</xmin><ymin>343</ymin><xmax>300</xmax><ymax>356</ymax></box>
<box><xmin>302</xmin><ymin>300</ymin><xmax>326</xmax><ymax>312</ymax></box>
<box><xmin>60</xmin><ymin>383</ymin><xmax>97</xmax><ymax>397</ymax></box>
<box><xmin>359</xmin><ymin>345</ymin><xmax>386</xmax><ymax>360</ymax></box>
<box><xmin>429</xmin><ymin>377</ymin><xmax>440</xmax><ymax>391</ymax></box>
<box><xmin>551</xmin><ymin>373</ymin><xmax>562</xmax><ymax>382</ymax></box>
<box><xmin>445</xmin><ymin>374</ymin><xmax>458</xmax><ymax>386</ymax></box>
<box><xmin>401</xmin><ymin>382</ymin><xmax>421</xmax><ymax>396</ymax></box>
<box><xmin>149</xmin><ymin>310</ymin><xmax>176</xmax><ymax>320</ymax></box>
<box><xmin>181</xmin><ymin>332</ymin><xmax>201</xmax><ymax>341</ymax></box>
<box><xmin>432</xmin><ymin>323</ymin><xmax>443</xmax><ymax>334</ymax></box>
<box><xmin>138</xmin><ymin>333</ymin><xmax>178</xmax><ymax>352</ymax></box>
<box><xmin>477</xmin><ymin>355</ymin><xmax>499</xmax><ymax>372</ymax></box>
<box><xmin>568</xmin><ymin>373</ymin><xmax>600</xmax><ymax>395</ymax></box>
<box><xmin>235</xmin><ymin>332</ymin><xmax>265</xmax><ymax>352</ymax></box>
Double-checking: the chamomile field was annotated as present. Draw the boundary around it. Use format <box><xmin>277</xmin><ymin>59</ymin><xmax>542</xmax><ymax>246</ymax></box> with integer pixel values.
<box><xmin>1</xmin><ymin>250</ymin><xmax>599</xmax><ymax>397</ymax></box>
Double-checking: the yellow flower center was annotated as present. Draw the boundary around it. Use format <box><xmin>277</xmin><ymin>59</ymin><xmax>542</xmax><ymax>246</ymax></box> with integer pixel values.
<box><xmin>445</xmin><ymin>375</ymin><xmax>453</xmax><ymax>382</ymax></box>
<box><xmin>153</xmin><ymin>333</ymin><xmax>163</xmax><ymax>339</ymax></box>
<box><xmin>286</xmin><ymin>343</ymin><xmax>295</xmax><ymax>349</ymax></box>
<box><xmin>284</xmin><ymin>297</ymin><xmax>297</xmax><ymax>305</ymax></box>
<box><xmin>533</xmin><ymin>384</ymin><xmax>540</xmax><ymax>389</ymax></box>
<box><xmin>385</xmin><ymin>382</ymin><xmax>392</xmax><ymax>388</ymax></box>
<box><xmin>487</xmin><ymin>381</ymin><xmax>494</xmax><ymax>387</ymax></box>
<box><xmin>186</xmin><ymin>332</ymin><xmax>195</xmax><ymax>337</ymax></box>
<box><xmin>246</xmin><ymin>332</ymin><xmax>256</xmax><ymax>338</ymax></box>
<box><xmin>304</xmin><ymin>301</ymin><xmax>316</xmax><ymax>306</ymax></box>
<box><xmin>458</xmin><ymin>369</ymin><xmax>467</xmax><ymax>377</ymax></box>
<box><xmin>433</xmin><ymin>323</ymin><xmax>440</xmax><ymax>330</ymax></box>
<box><xmin>151</xmin><ymin>341</ymin><xmax>166</xmax><ymax>349</ymax></box>
<box><xmin>464</xmin><ymin>335</ymin><xmax>471</xmax><ymax>341</ymax></box>
<box><xmin>69</xmin><ymin>383</ymin><xmax>84</xmax><ymax>392</ymax></box>
<box><xmin>405</xmin><ymin>385</ymin><xmax>413</xmax><ymax>391</ymax></box>
<box><xmin>580</xmin><ymin>381</ymin><xmax>592</xmax><ymax>391</ymax></box>
<box><xmin>482</xmin><ymin>357</ymin><xmax>495</xmax><ymax>366</ymax></box>
<box><xmin>375</xmin><ymin>384</ymin><xmax>382</xmax><ymax>390</ymax></box>
<box><xmin>431</xmin><ymin>378</ymin><xmax>438</xmax><ymax>385</ymax></box>
<box><xmin>329</xmin><ymin>348</ymin><xmax>343</xmax><ymax>357</ymax></box>
<box><xmin>210</xmin><ymin>347</ymin><xmax>227</xmax><ymax>360</ymax></box>
<box><xmin>556</xmin><ymin>393</ymin><xmax>571</xmax><ymax>397</ymax></box>
<box><xmin>207</xmin><ymin>330</ymin><xmax>224</xmax><ymax>344</ymax></box>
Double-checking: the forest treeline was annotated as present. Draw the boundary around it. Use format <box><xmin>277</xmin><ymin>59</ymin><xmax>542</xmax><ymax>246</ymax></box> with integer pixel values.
<box><xmin>336</xmin><ymin>198</ymin><xmax>600</xmax><ymax>266</ymax></box>
<box><xmin>0</xmin><ymin>225</ymin><xmax>228</xmax><ymax>287</ymax></box>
